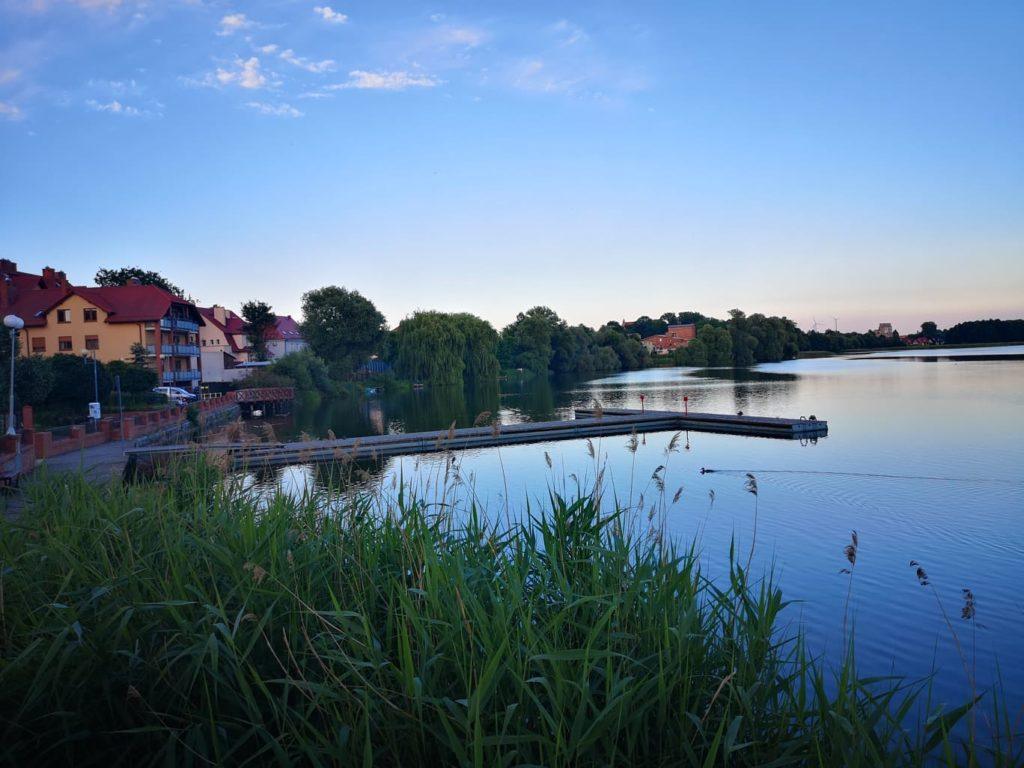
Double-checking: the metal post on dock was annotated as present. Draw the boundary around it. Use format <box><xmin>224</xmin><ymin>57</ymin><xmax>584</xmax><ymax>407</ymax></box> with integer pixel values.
<box><xmin>683</xmin><ymin>396</ymin><xmax>689</xmax><ymax>416</ymax></box>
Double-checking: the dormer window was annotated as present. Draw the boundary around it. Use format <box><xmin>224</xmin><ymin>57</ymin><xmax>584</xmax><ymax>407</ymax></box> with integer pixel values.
<box><xmin>57</xmin><ymin>309</ymin><xmax>71</xmax><ymax>324</ymax></box>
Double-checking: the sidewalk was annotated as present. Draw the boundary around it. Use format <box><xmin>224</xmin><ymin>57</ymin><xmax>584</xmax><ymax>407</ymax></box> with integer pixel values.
<box><xmin>2</xmin><ymin>439</ymin><xmax>131</xmax><ymax>520</ymax></box>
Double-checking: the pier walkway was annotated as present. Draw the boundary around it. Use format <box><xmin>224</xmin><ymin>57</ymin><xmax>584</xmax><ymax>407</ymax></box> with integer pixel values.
<box><xmin>126</xmin><ymin>408</ymin><xmax>827</xmax><ymax>471</ymax></box>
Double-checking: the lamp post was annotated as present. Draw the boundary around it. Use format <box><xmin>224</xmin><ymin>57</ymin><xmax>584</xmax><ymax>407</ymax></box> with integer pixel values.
<box><xmin>4</xmin><ymin>314</ymin><xmax>24</xmax><ymax>437</ymax></box>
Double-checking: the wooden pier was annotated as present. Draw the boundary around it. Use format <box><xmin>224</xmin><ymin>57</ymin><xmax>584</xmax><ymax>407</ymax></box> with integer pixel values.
<box><xmin>125</xmin><ymin>408</ymin><xmax>826</xmax><ymax>471</ymax></box>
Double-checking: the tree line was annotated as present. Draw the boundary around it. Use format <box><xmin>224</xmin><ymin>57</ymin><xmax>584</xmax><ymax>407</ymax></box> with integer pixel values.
<box><xmin>36</xmin><ymin>268</ymin><xmax>1023</xmax><ymax>398</ymax></box>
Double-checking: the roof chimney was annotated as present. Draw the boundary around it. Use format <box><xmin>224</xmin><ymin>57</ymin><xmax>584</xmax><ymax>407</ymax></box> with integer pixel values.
<box><xmin>41</xmin><ymin>266</ymin><xmax>56</xmax><ymax>286</ymax></box>
<box><xmin>0</xmin><ymin>259</ymin><xmax>16</xmax><ymax>276</ymax></box>
<box><xmin>213</xmin><ymin>305</ymin><xmax>227</xmax><ymax>324</ymax></box>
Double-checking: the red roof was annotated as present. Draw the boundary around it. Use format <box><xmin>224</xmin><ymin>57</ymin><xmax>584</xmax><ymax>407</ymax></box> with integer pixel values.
<box><xmin>266</xmin><ymin>314</ymin><xmax>303</xmax><ymax>340</ymax></box>
<box><xmin>198</xmin><ymin>306</ymin><xmax>246</xmax><ymax>353</ymax></box>
<box><xmin>642</xmin><ymin>323</ymin><xmax>696</xmax><ymax>351</ymax></box>
<box><xmin>198</xmin><ymin>307</ymin><xmax>304</xmax><ymax>349</ymax></box>
<box><xmin>4</xmin><ymin>287</ymin><xmax>70</xmax><ymax>327</ymax></box>
<box><xmin>61</xmin><ymin>285</ymin><xmax>197</xmax><ymax>323</ymax></box>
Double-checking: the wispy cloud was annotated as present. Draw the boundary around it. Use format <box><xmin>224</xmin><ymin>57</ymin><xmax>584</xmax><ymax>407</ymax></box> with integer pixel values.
<box><xmin>86</xmin><ymin>97</ymin><xmax>156</xmax><ymax>117</ymax></box>
<box><xmin>511</xmin><ymin>59</ymin><xmax>583</xmax><ymax>94</ymax></box>
<box><xmin>0</xmin><ymin>100</ymin><xmax>25</xmax><ymax>121</ymax></box>
<box><xmin>313</xmin><ymin>6</ymin><xmax>347</xmax><ymax>25</ymax></box>
<box><xmin>279</xmin><ymin>49</ymin><xmax>336</xmax><ymax>73</ymax></box>
<box><xmin>550</xmin><ymin>20</ymin><xmax>588</xmax><ymax>47</ymax></box>
<box><xmin>435</xmin><ymin>26</ymin><xmax>487</xmax><ymax>47</ymax></box>
<box><xmin>330</xmin><ymin>70</ymin><xmax>440</xmax><ymax>91</ymax></box>
<box><xmin>217</xmin><ymin>13</ymin><xmax>251</xmax><ymax>36</ymax></box>
<box><xmin>259</xmin><ymin>44</ymin><xmax>278</xmax><ymax>54</ymax></box>
<box><xmin>0</xmin><ymin>68</ymin><xmax>21</xmax><ymax>86</ymax></box>
<box><xmin>246</xmin><ymin>101</ymin><xmax>303</xmax><ymax>117</ymax></box>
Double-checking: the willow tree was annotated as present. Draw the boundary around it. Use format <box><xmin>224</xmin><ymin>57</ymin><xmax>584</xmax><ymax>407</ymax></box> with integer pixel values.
<box><xmin>391</xmin><ymin>311</ymin><xmax>499</xmax><ymax>385</ymax></box>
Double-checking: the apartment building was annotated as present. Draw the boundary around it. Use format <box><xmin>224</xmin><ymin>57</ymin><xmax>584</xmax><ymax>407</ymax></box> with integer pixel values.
<box><xmin>1</xmin><ymin>260</ymin><xmax>204</xmax><ymax>390</ymax></box>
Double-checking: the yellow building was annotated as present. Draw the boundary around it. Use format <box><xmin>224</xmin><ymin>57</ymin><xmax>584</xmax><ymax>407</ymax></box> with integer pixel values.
<box><xmin>3</xmin><ymin>267</ymin><xmax>204</xmax><ymax>390</ymax></box>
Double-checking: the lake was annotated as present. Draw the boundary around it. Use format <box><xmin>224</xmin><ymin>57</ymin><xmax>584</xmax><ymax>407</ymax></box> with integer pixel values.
<box><xmin>250</xmin><ymin>345</ymin><xmax>1024</xmax><ymax>715</ymax></box>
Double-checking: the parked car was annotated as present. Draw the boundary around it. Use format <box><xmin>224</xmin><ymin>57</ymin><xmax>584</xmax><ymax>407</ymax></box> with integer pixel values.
<box><xmin>152</xmin><ymin>386</ymin><xmax>198</xmax><ymax>404</ymax></box>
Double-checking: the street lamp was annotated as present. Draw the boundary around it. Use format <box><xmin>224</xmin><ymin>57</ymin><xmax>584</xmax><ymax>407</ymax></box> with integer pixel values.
<box><xmin>4</xmin><ymin>314</ymin><xmax>24</xmax><ymax>437</ymax></box>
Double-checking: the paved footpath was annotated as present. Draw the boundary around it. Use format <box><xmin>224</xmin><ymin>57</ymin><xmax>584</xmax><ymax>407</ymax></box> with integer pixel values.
<box><xmin>2</xmin><ymin>441</ymin><xmax>131</xmax><ymax>521</ymax></box>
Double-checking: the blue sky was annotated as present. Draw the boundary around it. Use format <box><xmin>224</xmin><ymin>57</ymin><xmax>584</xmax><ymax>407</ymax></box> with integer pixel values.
<box><xmin>1</xmin><ymin>0</ymin><xmax>1022</xmax><ymax>333</ymax></box>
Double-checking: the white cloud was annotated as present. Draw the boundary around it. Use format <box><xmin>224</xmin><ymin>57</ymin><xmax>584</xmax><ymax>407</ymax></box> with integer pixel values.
<box><xmin>217</xmin><ymin>13</ymin><xmax>251</xmax><ymax>36</ymax></box>
<box><xmin>214</xmin><ymin>57</ymin><xmax>267</xmax><ymax>89</ymax></box>
<box><xmin>86</xmin><ymin>98</ymin><xmax>156</xmax><ymax>116</ymax></box>
<box><xmin>246</xmin><ymin>101</ymin><xmax>303</xmax><ymax>117</ymax></box>
<box><xmin>313</xmin><ymin>6</ymin><xmax>347</xmax><ymax>25</ymax></box>
<box><xmin>259</xmin><ymin>44</ymin><xmax>278</xmax><ymax>54</ymax></box>
<box><xmin>331</xmin><ymin>70</ymin><xmax>440</xmax><ymax>91</ymax></box>
<box><xmin>279</xmin><ymin>49</ymin><xmax>336</xmax><ymax>73</ymax></box>
<box><xmin>429</xmin><ymin>13</ymin><xmax>445</xmax><ymax>22</ymax></box>
<box><xmin>0</xmin><ymin>68</ymin><xmax>21</xmax><ymax>85</ymax></box>
<box><xmin>0</xmin><ymin>101</ymin><xmax>25</xmax><ymax>121</ymax></box>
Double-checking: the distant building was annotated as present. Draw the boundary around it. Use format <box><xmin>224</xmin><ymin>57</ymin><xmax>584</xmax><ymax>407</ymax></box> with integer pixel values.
<box><xmin>641</xmin><ymin>323</ymin><xmax>697</xmax><ymax>355</ymax></box>
<box><xmin>876</xmin><ymin>323</ymin><xmax>894</xmax><ymax>338</ymax></box>
<box><xmin>1</xmin><ymin>260</ymin><xmax>203</xmax><ymax>390</ymax></box>
<box><xmin>197</xmin><ymin>305</ymin><xmax>307</xmax><ymax>383</ymax></box>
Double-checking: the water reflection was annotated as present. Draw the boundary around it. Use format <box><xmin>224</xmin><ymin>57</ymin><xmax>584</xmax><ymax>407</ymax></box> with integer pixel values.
<box><xmin>249</xmin><ymin>346</ymin><xmax>1024</xmax><ymax>723</ymax></box>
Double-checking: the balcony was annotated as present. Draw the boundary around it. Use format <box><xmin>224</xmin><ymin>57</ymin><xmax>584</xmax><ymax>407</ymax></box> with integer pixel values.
<box><xmin>161</xmin><ymin>343</ymin><xmax>200</xmax><ymax>356</ymax></box>
<box><xmin>161</xmin><ymin>369</ymin><xmax>201</xmax><ymax>383</ymax></box>
<box><xmin>159</xmin><ymin>317</ymin><xmax>200</xmax><ymax>333</ymax></box>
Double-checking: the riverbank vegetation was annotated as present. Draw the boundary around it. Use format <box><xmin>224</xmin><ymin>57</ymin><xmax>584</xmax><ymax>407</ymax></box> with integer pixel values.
<box><xmin>0</xmin><ymin>465</ymin><xmax>1015</xmax><ymax>766</ymax></box>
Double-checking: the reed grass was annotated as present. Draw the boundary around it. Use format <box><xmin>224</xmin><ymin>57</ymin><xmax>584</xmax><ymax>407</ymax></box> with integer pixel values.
<box><xmin>0</xmin><ymin>460</ymin><xmax>1017</xmax><ymax>766</ymax></box>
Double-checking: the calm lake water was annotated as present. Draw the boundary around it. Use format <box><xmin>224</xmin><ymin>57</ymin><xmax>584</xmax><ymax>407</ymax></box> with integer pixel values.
<box><xmin>253</xmin><ymin>345</ymin><xmax>1024</xmax><ymax>714</ymax></box>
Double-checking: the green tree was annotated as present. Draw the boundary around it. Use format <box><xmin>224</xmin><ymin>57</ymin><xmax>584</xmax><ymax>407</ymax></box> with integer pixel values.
<box><xmin>130</xmin><ymin>342</ymin><xmax>149</xmax><ymax>366</ymax></box>
<box><xmin>452</xmin><ymin>313</ymin><xmax>500</xmax><ymax>381</ymax></box>
<box><xmin>94</xmin><ymin>267</ymin><xmax>184</xmax><ymax>297</ymax></box>
<box><xmin>499</xmin><ymin>307</ymin><xmax>563</xmax><ymax>375</ymax></box>
<box><xmin>392</xmin><ymin>312</ymin><xmax>467</xmax><ymax>385</ymax></box>
<box><xmin>106</xmin><ymin>360</ymin><xmax>157</xmax><ymax>396</ymax></box>
<box><xmin>12</xmin><ymin>357</ymin><xmax>55</xmax><ymax>407</ymax></box>
<box><xmin>920</xmin><ymin>321</ymin><xmax>938</xmax><ymax>340</ymax></box>
<box><xmin>48</xmin><ymin>354</ymin><xmax>112</xmax><ymax>406</ymax></box>
<box><xmin>242</xmin><ymin>301</ymin><xmax>276</xmax><ymax>362</ymax></box>
<box><xmin>301</xmin><ymin>286</ymin><xmax>387</xmax><ymax>378</ymax></box>
<box><xmin>700</xmin><ymin>324</ymin><xmax>733</xmax><ymax>367</ymax></box>
<box><xmin>390</xmin><ymin>311</ymin><xmax>499</xmax><ymax>385</ymax></box>
<box><xmin>727</xmin><ymin>309</ymin><xmax>756</xmax><ymax>367</ymax></box>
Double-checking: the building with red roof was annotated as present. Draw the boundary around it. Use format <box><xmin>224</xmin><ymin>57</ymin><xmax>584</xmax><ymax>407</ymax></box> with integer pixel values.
<box><xmin>197</xmin><ymin>305</ymin><xmax>307</xmax><ymax>383</ymax></box>
<box><xmin>641</xmin><ymin>323</ymin><xmax>697</xmax><ymax>355</ymax></box>
<box><xmin>1</xmin><ymin>260</ymin><xmax>204</xmax><ymax>390</ymax></box>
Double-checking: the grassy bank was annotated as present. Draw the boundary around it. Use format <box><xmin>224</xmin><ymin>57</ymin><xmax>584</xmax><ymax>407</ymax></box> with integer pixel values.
<box><xmin>0</xmin><ymin>464</ymin><xmax>1016</xmax><ymax>766</ymax></box>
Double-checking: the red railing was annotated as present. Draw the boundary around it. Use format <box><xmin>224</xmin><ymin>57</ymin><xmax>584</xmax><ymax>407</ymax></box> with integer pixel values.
<box><xmin>234</xmin><ymin>387</ymin><xmax>295</xmax><ymax>403</ymax></box>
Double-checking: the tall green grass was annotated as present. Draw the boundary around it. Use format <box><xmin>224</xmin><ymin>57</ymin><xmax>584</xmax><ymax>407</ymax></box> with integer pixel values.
<box><xmin>0</xmin><ymin>461</ymin><xmax>1017</xmax><ymax>766</ymax></box>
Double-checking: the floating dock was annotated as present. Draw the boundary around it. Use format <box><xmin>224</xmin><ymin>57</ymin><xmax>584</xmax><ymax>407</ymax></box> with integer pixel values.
<box><xmin>125</xmin><ymin>408</ymin><xmax>826</xmax><ymax>471</ymax></box>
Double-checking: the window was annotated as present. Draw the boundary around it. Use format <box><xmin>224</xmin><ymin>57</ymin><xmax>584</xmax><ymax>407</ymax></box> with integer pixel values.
<box><xmin>85</xmin><ymin>336</ymin><xmax>100</xmax><ymax>351</ymax></box>
<box><xmin>57</xmin><ymin>309</ymin><xmax>71</xmax><ymax>324</ymax></box>
<box><xmin>202</xmin><ymin>339</ymin><xmax>207</xmax><ymax>346</ymax></box>
<box><xmin>58</xmin><ymin>336</ymin><xmax>73</xmax><ymax>351</ymax></box>
<box><xmin>83</xmin><ymin>308</ymin><xmax>98</xmax><ymax>322</ymax></box>
<box><xmin>31</xmin><ymin>337</ymin><xmax>46</xmax><ymax>353</ymax></box>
